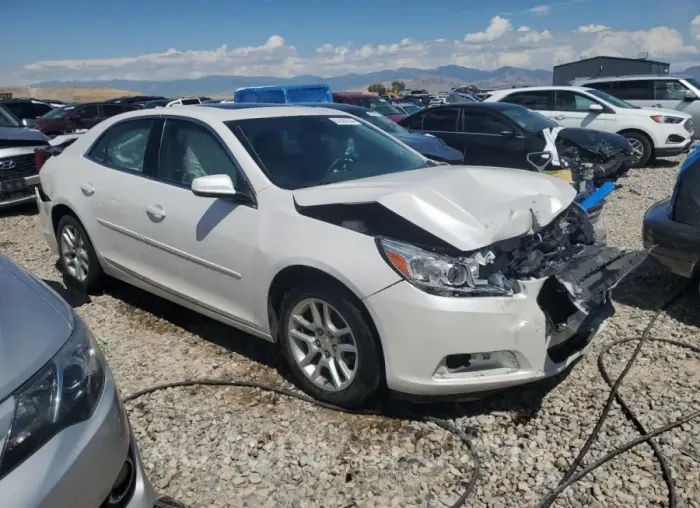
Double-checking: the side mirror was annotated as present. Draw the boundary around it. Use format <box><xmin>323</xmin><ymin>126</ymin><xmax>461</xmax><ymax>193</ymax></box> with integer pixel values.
<box><xmin>500</xmin><ymin>129</ymin><xmax>517</xmax><ymax>138</ymax></box>
<box><xmin>526</xmin><ymin>151</ymin><xmax>553</xmax><ymax>172</ymax></box>
<box><xmin>21</xmin><ymin>118</ymin><xmax>36</xmax><ymax>128</ymax></box>
<box><xmin>684</xmin><ymin>90</ymin><xmax>697</xmax><ymax>101</ymax></box>
<box><xmin>191</xmin><ymin>174</ymin><xmax>237</xmax><ymax>198</ymax></box>
<box><xmin>589</xmin><ymin>103</ymin><xmax>604</xmax><ymax>112</ymax></box>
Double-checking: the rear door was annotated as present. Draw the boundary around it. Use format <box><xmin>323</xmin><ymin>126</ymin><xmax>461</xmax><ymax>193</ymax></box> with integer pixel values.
<box><xmin>78</xmin><ymin>117</ymin><xmax>161</xmax><ymax>275</ymax></box>
<box><xmin>553</xmin><ymin>90</ymin><xmax>610</xmax><ymax>130</ymax></box>
<box><xmin>414</xmin><ymin>107</ymin><xmax>463</xmax><ymax>153</ymax></box>
<box><xmin>460</xmin><ymin>110</ymin><xmax>528</xmax><ymax>168</ymax></box>
<box><xmin>500</xmin><ymin>90</ymin><xmax>558</xmax><ymax>122</ymax></box>
<box><xmin>611</xmin><ymin>79</ymin><xmax>655</xmax><ymax>109</ymax></box>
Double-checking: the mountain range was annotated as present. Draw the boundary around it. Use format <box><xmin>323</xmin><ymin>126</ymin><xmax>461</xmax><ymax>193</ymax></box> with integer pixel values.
<box><xmin>33</xmin><ymin>64</ymin><xmax>700</xmax><ymax>96</ymax></box>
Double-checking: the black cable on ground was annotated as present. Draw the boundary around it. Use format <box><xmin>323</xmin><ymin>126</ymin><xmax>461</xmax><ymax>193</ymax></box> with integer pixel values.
<box><xmin>125</xmin><ymin>379</ymin><xmax>481</xmax><ymax>508</ymax></box>
<box><xmin>127</xmin><ymin>281</ymin><xmax>700</xmax><ymax>508</ymax></box>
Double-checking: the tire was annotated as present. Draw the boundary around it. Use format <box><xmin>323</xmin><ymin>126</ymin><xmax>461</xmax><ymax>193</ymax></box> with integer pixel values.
<box><xmin>622</xmin><ymin>132</ymin><xmax>652</xmax><ymax>168</ymax></box>
<box><xmin>56</xmin><ymin>215</ymin><xmax>103</xmax><ymax>293</ymax></box>
<box><xmin>279</xmin><ymin>282</ymin><xmax>381</xmax><ymax>407</ymax></box>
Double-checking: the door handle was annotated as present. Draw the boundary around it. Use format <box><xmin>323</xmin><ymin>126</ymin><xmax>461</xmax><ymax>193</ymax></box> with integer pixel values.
<box><xmin>553</xmin><ymin>115</ymin><xmax>566</xmax><ymax>121</ymax></box>
<box><xmin>145</xmin><ymin>204</ymin><xmax>166</xmax><ymax>221</ymax></box>
<box><xmin>80</xmin><ymin>183</ymin><xmax>95</xmax><ymax>196</ymax></box>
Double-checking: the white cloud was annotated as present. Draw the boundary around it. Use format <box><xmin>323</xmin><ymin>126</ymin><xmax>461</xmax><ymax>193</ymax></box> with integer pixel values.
<box><xmin>3</xmin><ymin>16</ymin><xmax>700</xmax><ymax>85</ymax></box>
<box><xmin>464</xmin><ymin>16</ymin><xmax>513</xmax><ymax>42</ymax></box>
<box><xmin>527</xmin><ymin>5</ymin><xmax>551</xmax><ymax>16</ymax></box>
<box><xmin>578</xmin><ymin>24</ymin><xmax>610</xmax><ymax>33</ymax></box>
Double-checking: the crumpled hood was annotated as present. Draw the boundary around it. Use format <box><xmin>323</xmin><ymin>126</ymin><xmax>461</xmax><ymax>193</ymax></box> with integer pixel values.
<box><xmin>293</xmin><ymin>166</ymin><xmax>576</xmax><ymax>251</ymax></box>
<box><xmin>0</xmin><ymin>258</ymin><xmax>73</xmax><ymax>401</ymax></box>
<box><xmin>393</xmin><ymin>132</ymin><xmax>463</xmax><ymax>162</ymax></box>
<box><xmin>556</xmin><ymin>128</ymin><xmax>632</xmax><ymax>159</ymax></box>
<box><xmin>0</xmin><ymin>126</ymin><xmax>49</xmax><ymax>143</ymax></box>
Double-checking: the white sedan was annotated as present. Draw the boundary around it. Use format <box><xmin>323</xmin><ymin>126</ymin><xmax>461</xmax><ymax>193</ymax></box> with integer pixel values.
<box><xmin>35</xmin><ymin>105</ymin><xmax>643</xmax><ymax>407</ymax></box>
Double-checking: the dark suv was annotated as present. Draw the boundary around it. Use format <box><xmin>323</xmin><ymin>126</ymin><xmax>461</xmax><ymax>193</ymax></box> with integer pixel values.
<box><xmin>34</xmin><ymin>102</ymin><xmax>137</xmax><ymax>137</ymax></box>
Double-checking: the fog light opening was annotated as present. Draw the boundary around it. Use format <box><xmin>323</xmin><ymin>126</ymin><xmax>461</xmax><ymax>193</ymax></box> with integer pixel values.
<box><xmin>106</xmin><ymin>456</ymin><xmax>135</xmax><ymax>506</ymax></box>
<box><xmin>434</xmin><ymin>351</ymin><xmax>519</xmax><ymax>378</ymax></box>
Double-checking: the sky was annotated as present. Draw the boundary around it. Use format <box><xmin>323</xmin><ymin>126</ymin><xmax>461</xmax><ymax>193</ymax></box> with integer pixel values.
<box><xmin>2</xmin><ymin>0</ymin><xmax>700</xmax><ymax>85</ymax></box>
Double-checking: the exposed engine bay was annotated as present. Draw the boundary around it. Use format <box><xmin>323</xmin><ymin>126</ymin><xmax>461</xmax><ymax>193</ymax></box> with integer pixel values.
<box><xmin>299</xmin><ymin>200</ymin><xmax>645</xmax><ymax>310</ymax></box>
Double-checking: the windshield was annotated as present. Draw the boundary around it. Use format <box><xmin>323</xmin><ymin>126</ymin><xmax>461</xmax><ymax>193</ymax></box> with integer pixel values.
<box><xmin>500</xmin><ymin>106</ymin><xmax>558</xmax><ymax>132</ymax></box>
<box><xmin>400</xmin><ymin>104</ymin><xmax>421</xmax><ymax>114</ymax></box>
<box><xmin>359</xmin><ymin>110</ymin><xmax>410</xmax><ymax>135</ymax></box>
<box><xmin>227</xmin><ymin>115</ymin><xmax>428</xmax><ymax>190</ymax></box>
<box><xmin>586</xmin><ymin>89</ymin><xmax>636</xmax><ymax>109</ymax></box>
<box><xmin>0</xmin><ymin>105</ymin><xmax>21</xmax><ymax>127</ymax></box>
<box><xmin>352</xmin><ymin>97</ymin><xmax>401</xmax><ymax>116</ymax></box>
<box><xmin>686</xmin><ymin>78</ymin><xmax>700</xmax><ymax>91</ymax></box>
<box><xmin>40</xmin><ymin>105</ymin><xmax>75</xmax><ymax>119</ymax></box>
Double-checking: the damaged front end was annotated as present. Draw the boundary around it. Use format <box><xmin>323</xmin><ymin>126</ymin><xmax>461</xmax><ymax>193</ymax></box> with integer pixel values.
<box><xmin>555</xmin><ymin>128</ymin><xmax>634</xmax><ymax>184</ymax></box>
<box><xmin>377</xmin><ymin>202</ymin><xmax>646</xmax><ymax>357</ymax></box>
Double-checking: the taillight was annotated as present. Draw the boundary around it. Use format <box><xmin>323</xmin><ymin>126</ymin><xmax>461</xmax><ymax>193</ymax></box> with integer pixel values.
<box><xmin>34</xmin><ymin>150</ymin><xmax>50</xmax><ymax>172</ymax></box>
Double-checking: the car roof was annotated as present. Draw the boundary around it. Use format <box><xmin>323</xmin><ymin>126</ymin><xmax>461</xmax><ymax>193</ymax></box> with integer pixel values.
<box><xmin>423</xmin><ymin>101</ymin><xmax>529</xmax><ymax>112</ymax></box>
<box><xmin>108</xmin><ymin>105</ymin><xmax>355</xmax><ymax>123</ymax></box>
<box><xmin>333</xmin><ymin>92</ymin><xmax>374</xmax><ymax>97</ymax></box>
<box><xmin>579</xmin><ymin>75</ymin><xmax>684</xmax><ymax>83</ymax></box>
<box><xmin>206</xmin><ymin>102</ymin><xmax>376</xmax><ymax>115</ymax></box>
<box><xmin>487</xmin><ymin>86</ymin><xmax>594</xmax><ymax>97</ymax></box>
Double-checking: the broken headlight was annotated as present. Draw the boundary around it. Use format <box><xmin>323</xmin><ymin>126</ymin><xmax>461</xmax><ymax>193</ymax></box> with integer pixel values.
<box><xmin>377</xmin><ymin>238</ymin><xmax>518</xmax><ymax>296</ymax></box>
<box><xmin>0</xmin><ymin>317</ymin><xmax>105</xmax><ymax>479</ymax></box>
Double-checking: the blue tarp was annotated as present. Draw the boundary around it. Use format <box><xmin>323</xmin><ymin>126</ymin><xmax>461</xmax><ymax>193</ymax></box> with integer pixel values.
<box><xmin>234</xmin><ymin>84</ymin><xmax>332</xmax><ymax>104</ymax></box>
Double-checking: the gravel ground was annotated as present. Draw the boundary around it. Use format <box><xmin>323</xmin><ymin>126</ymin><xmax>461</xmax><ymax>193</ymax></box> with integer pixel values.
<box><xmin>1</xmin><ymin>153</ymin><xmax>699</xmax><ymax>508</ymax></box>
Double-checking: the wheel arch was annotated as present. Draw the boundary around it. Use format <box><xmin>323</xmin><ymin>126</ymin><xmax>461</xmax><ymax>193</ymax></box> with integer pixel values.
<box><xmin>50</xmin><ymin>203</ymin><xmax>101</xmax><ymax>261</ymax></box>
<box><xmin>617</xmin><ymin>128</ymin><xmax>655</xmax><ymax>150</ymax></box>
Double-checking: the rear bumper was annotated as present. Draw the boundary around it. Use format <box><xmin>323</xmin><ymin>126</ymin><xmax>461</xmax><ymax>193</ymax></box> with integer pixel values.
<box><xmin>643</xmin><ymin>199</ymin><xmax>700</xmax><ymax>278</ymax></box>
<box><xmin>35</xmin><ymin>187</ymin><xmax>58</xmax><ymax>254</ymax></box>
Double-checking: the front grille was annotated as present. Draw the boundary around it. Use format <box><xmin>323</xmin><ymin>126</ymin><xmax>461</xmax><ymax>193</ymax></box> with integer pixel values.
<box><xmin>685</xmin><ymin>119</ymin><xmax>694</xmax><ymax>134</ymax></box>
<box><xmin>0</xmin><ymin>154</ymin><xmax>36</xmax><ymax>182</ymax></box>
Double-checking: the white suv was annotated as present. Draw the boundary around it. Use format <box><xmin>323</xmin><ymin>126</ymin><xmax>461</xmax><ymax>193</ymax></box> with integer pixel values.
<box><xmin>485</xmin><ymin>86</ymin><xmax>694</xmax><ymax>167</ymax></box>
<box><xmin>578</xmin><ymin>75</ymin><xmax>700</xmax><ymax>139</ymax></box>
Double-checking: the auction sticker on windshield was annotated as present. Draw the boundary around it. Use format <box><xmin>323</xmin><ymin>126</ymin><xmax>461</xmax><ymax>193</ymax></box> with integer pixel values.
<box><xmin>366</xmin><ymin>112</ymin><xmax>383</xmax><ymax>117</ymax></box>
<box><xmin>329</xmin><ymin>117</ymin><xmax>361</xmax><ymax>125</ymax></box>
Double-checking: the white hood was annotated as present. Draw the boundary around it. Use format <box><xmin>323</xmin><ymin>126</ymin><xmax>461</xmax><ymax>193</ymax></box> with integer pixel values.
<box><xmin>293</xmin><ymin>166</ymin><xmax>576</xmax><ymax>251</ymax></box>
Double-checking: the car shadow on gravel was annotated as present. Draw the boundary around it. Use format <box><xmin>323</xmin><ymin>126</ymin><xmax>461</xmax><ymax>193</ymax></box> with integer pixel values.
<box><xmin>612</xmin><ymin>257</ymin><xmax>700</xmax><ymax>328</ymax></box>
<box><xmin>646</xmin><ymin>159</ymin><xmax>682</xmax><ymax>169</ymax></box>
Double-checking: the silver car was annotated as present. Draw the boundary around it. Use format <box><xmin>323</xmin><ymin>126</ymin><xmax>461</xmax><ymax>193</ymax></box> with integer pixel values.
<box><xmin>0</xmin><ymin>256</ymin><xmax>156</xmax><ymax>507</ymax></box>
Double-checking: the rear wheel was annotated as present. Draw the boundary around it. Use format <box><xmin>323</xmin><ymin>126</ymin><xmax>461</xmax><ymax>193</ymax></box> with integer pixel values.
<box><xmin>279</xmin><ymin>283</ymin><xmax>381</xmax><ymax>407</ymax></box>
<box><xmin>56</xmin><ymin>215</ymin><xmax>103</xmax><ymax>293</ymax></box>
<box><xmin>623</xmin><ymin>132</ymin><xmax>652</xmax><ymax>168</ymax></box>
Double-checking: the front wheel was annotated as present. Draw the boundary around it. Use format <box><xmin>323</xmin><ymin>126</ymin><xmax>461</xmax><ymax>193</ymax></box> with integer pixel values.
<box><xmin>623</xmin><ymin>133</ymin><xmax>652</xmax><ymax>168</ymax></box>
<box><xmin>279</xmin><ymin>283</ymin><xmax>381</xmax><ymax>407</ymax></box>
<box><xmin>56</xmin><ymin>215</ymin><xmax>103</xmax><ymax>293</ymax></box>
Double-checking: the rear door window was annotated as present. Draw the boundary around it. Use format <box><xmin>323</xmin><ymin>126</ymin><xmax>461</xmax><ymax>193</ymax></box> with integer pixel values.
<box><xmin>422</xmin><ymin>108</ymin><xmax>459</xmax><ymax>132</ymax></box>
<box><xmin>501</xmin><ymin>91</ymin><xmax>555</xmax><ymax>111</ymax></box>
<box><xmin>613</xmin><ymin>80</ymin><xmax>654</xmax><ymax>100</ymax></box>
<box><xmin>462</xmin><ymin>112</ymin><xmax>511</xmax><ymax>134</ymax></box>
<box><xmin>76</xmin><ymin>105</ymin><xmax>100</xmax><ymax>119</ymax></box>
<box><xmin>88</xmin><ymin>119</ymin><xmax>157</xmax><ymax>173</ymax></box>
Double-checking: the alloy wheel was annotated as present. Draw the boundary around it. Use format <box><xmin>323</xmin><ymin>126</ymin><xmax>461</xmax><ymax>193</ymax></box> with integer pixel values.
<box><xmin>287</xmin><ymin>298</ymin><xmax>359</xmax><ymax>392</ymax></box>
<box><xmin>60</xmin><ymin>224</ymin><xmax>89</xmax><ymax>282</ymax></box>
<box><xmin>627</xmin><ymin>138</ymin><xmax>644</xmax><ymax>162</ymax></box>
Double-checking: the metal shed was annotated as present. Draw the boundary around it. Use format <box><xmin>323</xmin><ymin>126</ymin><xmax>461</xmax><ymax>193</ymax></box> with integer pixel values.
<box><xmin>553</xmin><ymin>56</ymin><xmax>670</xmax><ymax>85</ymax></box>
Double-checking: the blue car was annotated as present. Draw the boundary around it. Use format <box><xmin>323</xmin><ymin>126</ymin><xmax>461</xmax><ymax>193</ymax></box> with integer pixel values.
<box><xmin>204</xmin><ymin>102</ymin><xmax>464</xmax><ymax>164</ymax></box>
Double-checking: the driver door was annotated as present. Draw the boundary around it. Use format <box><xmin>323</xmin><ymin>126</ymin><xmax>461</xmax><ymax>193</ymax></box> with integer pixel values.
<box><xmin>553</xmin><ymin>90</ymin><xmax>609</xmax><ymax>130</ymax></box>
<box><xmin>139</xmin><ymin>118</ymin><xmax>260</xmax><ymax>328</ymax></box>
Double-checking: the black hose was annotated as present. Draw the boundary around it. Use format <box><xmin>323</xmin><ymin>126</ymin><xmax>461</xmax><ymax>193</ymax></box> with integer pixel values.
<box><xmin>125</xmin><ymin>379</ymin><xmax>481</xmax><ymax>508</ymax></box>
<box><xmin>537</xmin><ymin>281</ymin><xmax>699</xmax><ymax>507</ymax></box>
<box><xmin>126</xmin><ymin>281</ymin><xmax>699</xmax><ymax>508</ymax></box>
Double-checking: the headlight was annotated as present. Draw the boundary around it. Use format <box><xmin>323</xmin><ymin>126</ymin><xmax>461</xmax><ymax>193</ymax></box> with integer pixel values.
<box><xmin>0</xmin><ymin>317</ymin><xmax>105</xmax><ymax>478</ymax></box>
<box><xmin>377</xmin><ymin>237</ymin><xmax>518</xmax><ymax>296</ymax></box>
<box><xmin>651</xmin><ymin>115</ymin><xmax>684</xmax><ymax>124</ymax></box>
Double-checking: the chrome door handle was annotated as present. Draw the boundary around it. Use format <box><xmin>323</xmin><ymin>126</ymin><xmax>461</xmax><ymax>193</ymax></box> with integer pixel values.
<box><xmin>145</xmin><ymin>204</ymin><xmax>166</xmax><ymax>221</ymax></box>
<box><xmin>80</xmin><ymin>183</ymin><xmax>95</xmax><ymax>196</ymax></box>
